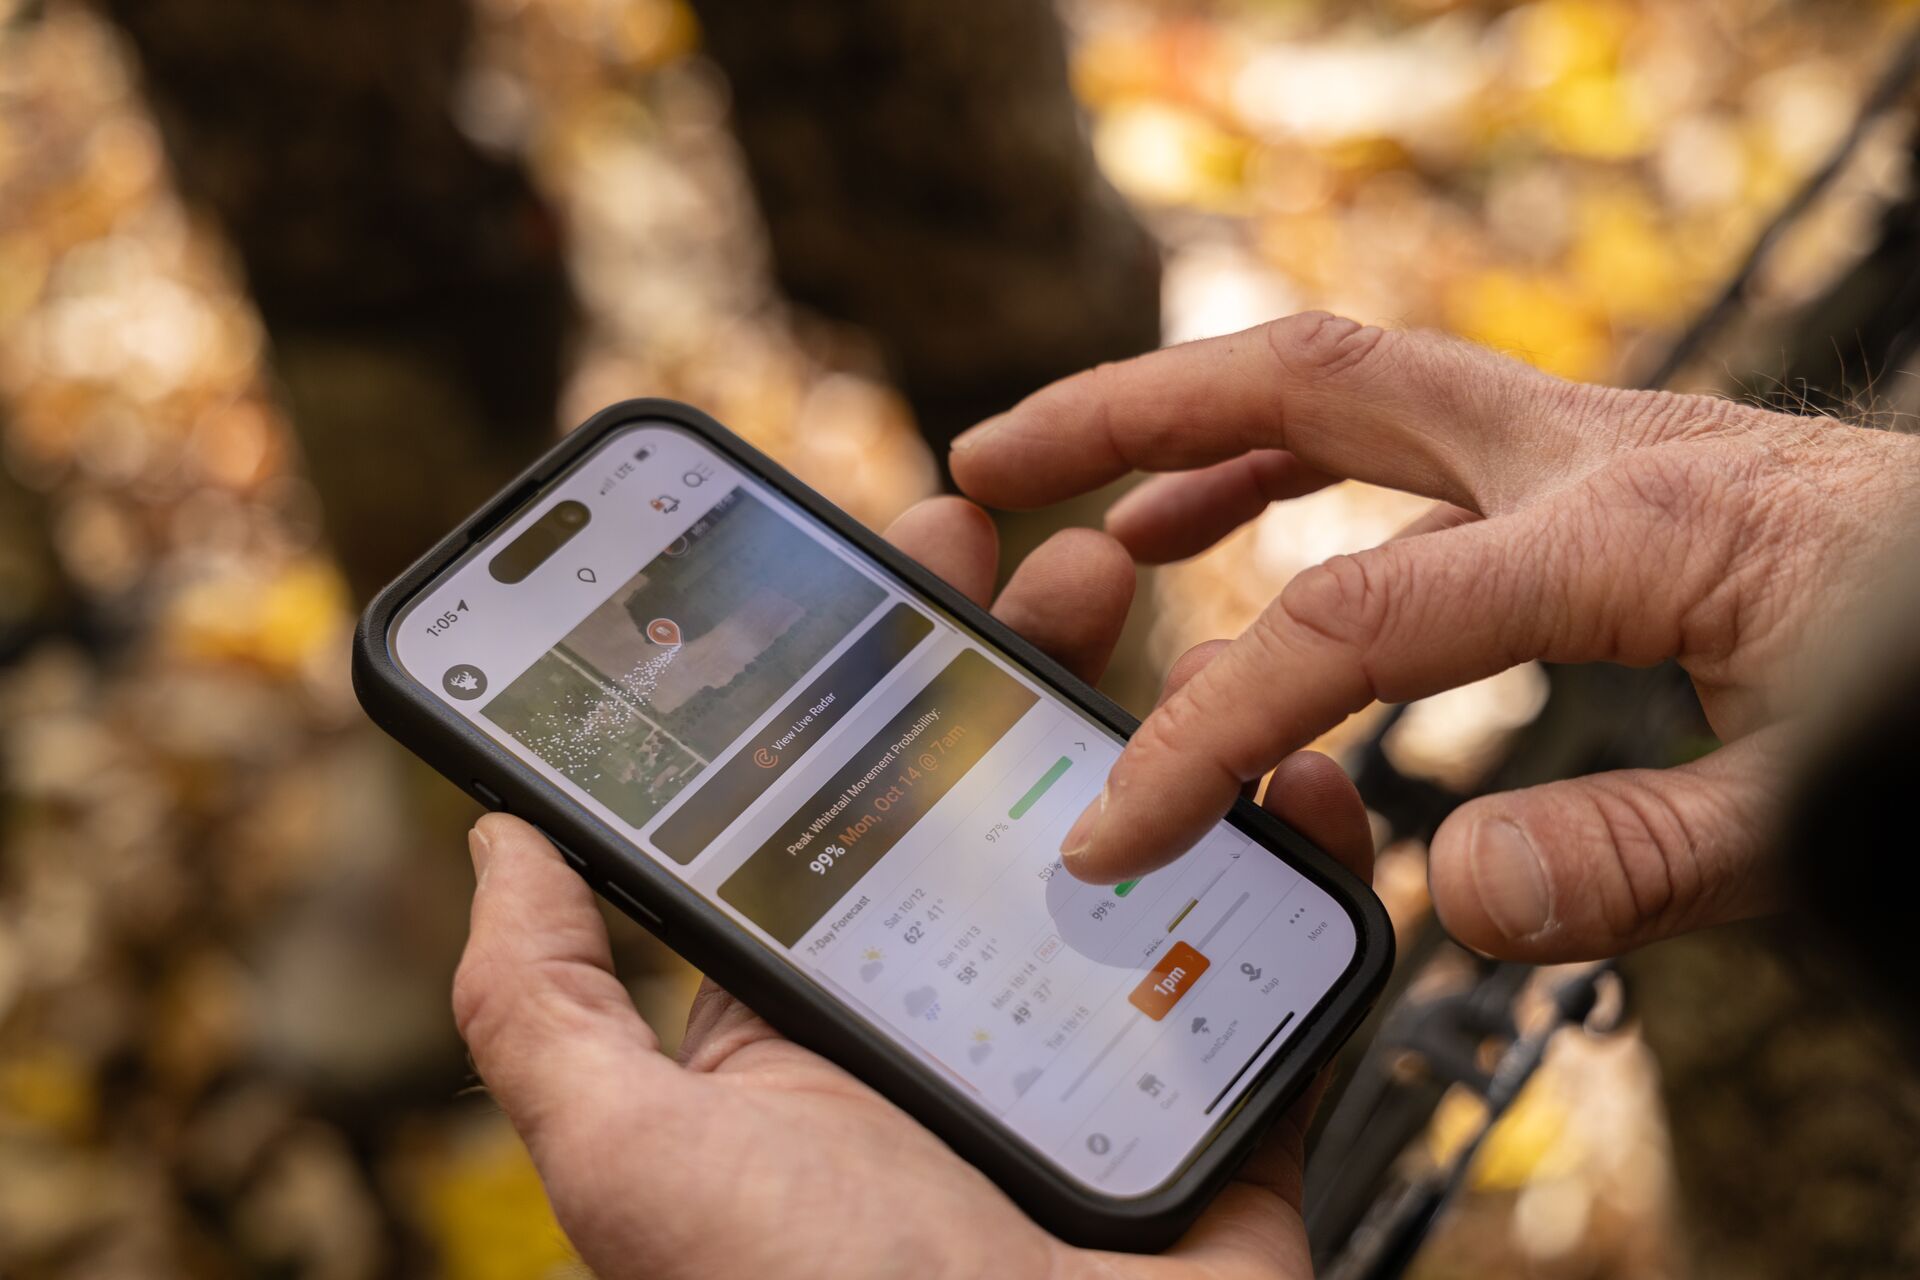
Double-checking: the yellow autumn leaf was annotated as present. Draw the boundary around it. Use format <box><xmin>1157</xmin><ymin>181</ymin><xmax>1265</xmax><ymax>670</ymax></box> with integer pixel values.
<box><xmin>1539</xmin><ymin>70</ymin><xmax>1652</xmax><ymax>159</ymax></box>
<box><xmin>1073</xmin><ymin>32</ymin><xmax>1165</xmax><ymax>110</ymax></box>
<box><xmin>163</xmin><ymin>557</ymin><xmax>351</xmax><ymax>674</ymax></box>
<box><xmin>1446</xmin><ymin>269</ymin><xmax>1611</xmax><ymax>381</ymax></box>
<box><xmin>1510</xmin><ymin>1</ymin><xmax>1651</xmax><ymax>158</ymax></box>
<box><xmin>416</xmin><ymin>1126</ymin><xmax>581</xmax><ymax>1280</ymax></box>
<box><xmin>1570</xmin><ymin>189</ymin><xmax>1689</xmax><ymax>324</ymax></box>
<box><xmin>616</xmin><ymin>0</ymin><xmax>697</xmax><ymax>71</ymax></box>
<box><xmin>0</xmin><ymin>1044</ymin><xmax>97</xmax><ymax>1139</ymax></box>
<box><xmin>252</xmin><ymin>559</ymin><xmax>353</xmax><ymax>672</ymax></box>
<box><xmin>1428</xmin><ymin>1078</ymin><xmax>1579</xmax><ymax>1191</ymax></box>
<box><xmin>1515</xmin><ymin>0</ymin><xmax>1631</xmax><ymax>83</ymax></box>
<box><xmin>1093</xmin><ymin>100</ymin><xmax>1251</xmax><ymax>211</ymax></box>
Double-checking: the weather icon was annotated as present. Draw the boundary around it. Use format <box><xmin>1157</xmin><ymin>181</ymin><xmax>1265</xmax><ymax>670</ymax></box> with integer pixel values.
<box><xmin>968</xmin><ymin>1029</ymin><xmax>993</xmax><ymax>1065</ymax></box>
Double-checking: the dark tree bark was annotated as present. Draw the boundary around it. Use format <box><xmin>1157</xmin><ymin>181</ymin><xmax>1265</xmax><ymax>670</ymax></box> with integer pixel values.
<box><xmin>689</xmin><ymin>0</ymin><xmax>1163</xmax><ymax>460</ymax></box>
<box><xmin>97</xmin><ymin>0</ymin><xmax>575</xmax><ymax>602</ymax></box>
<box><xmin>0</xmin><ymin>454</ymin><xmax>77</xmax><ymax>665</ymax></box>
<box><xmin>104</xmin><ymin>0</ymin><xmax>1160</xmax><ymax>587</ymax></box>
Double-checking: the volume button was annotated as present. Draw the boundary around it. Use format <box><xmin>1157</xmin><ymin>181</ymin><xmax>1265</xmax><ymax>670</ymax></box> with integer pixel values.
<box><xmin>603</xmin><ymin>880</ymin><xmax>664</xmax><ymax>930</ymax></box>
<box><xmin>542</xmin><ymin>830</ymin><xmax>591</xmax><ymax>873</ymax></box>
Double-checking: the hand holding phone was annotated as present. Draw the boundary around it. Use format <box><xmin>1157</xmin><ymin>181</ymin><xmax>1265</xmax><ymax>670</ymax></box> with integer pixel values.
<box><xmin>451</xmin><ymin>491</ymin><xmax>1374</xmax><ymax>1279</ymax></box>
<box><xmin>354</xmin><ymin>402</ymin><xmax>1391</xmax><ymax>1250</ymax></box>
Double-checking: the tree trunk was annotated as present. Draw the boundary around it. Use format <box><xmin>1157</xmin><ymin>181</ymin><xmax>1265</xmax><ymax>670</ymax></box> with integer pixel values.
<box><xmin>688</xmin><ymin>0</ymin><xmax>1163</xmax><ymax>460</ymax></box>
<box><xmin>98</xmin><ymin>0</ymin><xmax>575</xmax><ymax>602</ymax></box>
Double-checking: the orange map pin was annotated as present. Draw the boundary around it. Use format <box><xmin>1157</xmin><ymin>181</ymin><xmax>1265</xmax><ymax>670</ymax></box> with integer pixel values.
<box><xmin>646</xmin><ymin>618</ymin><xmax>682</xmax><ymax>646</ymax></box>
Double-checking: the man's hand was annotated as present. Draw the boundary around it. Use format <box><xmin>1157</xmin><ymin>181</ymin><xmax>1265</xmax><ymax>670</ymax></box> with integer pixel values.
<box><xmin>952</xmin><ymin>312</ymin><xmax>1920</xmax><ymax>962</ymax></box>
<box><xmin>452</xmin><ymin>497</ymin><xmax>1373</xmax><ymax>1279</ymax></box>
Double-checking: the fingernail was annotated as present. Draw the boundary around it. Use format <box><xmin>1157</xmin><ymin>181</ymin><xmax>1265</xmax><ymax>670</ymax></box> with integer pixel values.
<box><xmin>949</xmin><ymin>414</ymin><xmax>1005</xmax><ymax>455</ymax></box>
<box><xmin>1467</xmin><ymin>819</ymin><xmax>1550</xmax><ymax>940</ymax></box>
<box><xmin>1060</xmin><ymin>787</ymin><xmax>1107</xmax><ymax>864</ymax></box>
<box><xmin>467</xmin><ymin>824</ymin><xmax>493</xmax><ymax>883</ymax></box>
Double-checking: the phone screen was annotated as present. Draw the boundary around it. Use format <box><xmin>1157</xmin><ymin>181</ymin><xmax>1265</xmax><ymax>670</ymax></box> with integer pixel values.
<box><xmin>393</xmin><ymin>423</ymin><xmax>1360</xmax><ymax>1196</ymax></box>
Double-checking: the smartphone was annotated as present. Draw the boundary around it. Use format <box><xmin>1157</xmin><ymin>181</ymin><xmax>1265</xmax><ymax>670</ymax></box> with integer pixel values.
<box><xmin>353</xmin><ymin>400</ymin><xmax>1392</xmax><ymax>1250</ymax></box>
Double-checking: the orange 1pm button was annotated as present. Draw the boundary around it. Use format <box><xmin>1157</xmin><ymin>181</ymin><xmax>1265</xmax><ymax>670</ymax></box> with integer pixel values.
<box><xmin>1128</xmin><ymin>941</ymin><xmax>1210</xmax><ymax>1021</ymax></box>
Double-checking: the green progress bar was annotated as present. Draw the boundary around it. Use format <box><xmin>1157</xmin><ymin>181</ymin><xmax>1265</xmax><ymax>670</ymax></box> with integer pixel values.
<box><xmin>1114</xmin><ymin>878</ymin><xmax>1140</xmax><ymax>898</ymax></box>
<box><xmin>1009</xmin><ymin>755</ymin><xmax>1073</xmax><ymax>820</ymax></box>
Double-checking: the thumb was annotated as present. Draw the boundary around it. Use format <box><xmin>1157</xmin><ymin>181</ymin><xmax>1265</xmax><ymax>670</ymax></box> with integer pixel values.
<box><xmin>453</xmin><ymin>814</ymin><xmax>689</xmax><ymax>1147</ymax></box>
<box><xmin>1428</xmin><ymin>735</ymin><xmax>1786</xmax><ymax>961</ymax></box>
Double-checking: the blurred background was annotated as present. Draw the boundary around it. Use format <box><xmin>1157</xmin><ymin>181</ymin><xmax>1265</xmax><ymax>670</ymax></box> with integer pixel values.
<box><xmin>3</xmin><ymin>0</ymin><xmax>1919</xmax><ymax>1276</ymax></box>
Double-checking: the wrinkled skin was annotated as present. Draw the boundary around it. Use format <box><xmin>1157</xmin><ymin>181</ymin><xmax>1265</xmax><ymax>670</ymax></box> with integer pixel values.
<box><xmin>953</xmin><ymin>313</ymin><xmax>1920</xmax><ymax>962</ymax></box>
<box><xmin>452</xmin><ymin>313</ymin><xmax>1920</xmax><ymax>1277</ymax></box>
<box><xmin>453</xmin><ymin>498</ymin><xmax>1374</xmax><ymax>1280</ymax></box>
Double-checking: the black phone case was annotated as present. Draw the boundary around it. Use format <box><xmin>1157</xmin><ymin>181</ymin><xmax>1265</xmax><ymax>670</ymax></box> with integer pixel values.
<box><xmin>352</xmin><ymin>399</ymin><xmax>1394</xmax><ymax>1252</ymax></box>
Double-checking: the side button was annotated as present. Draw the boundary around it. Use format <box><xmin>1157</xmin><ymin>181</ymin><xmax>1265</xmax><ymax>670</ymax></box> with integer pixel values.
<box><xmin>603</xmin><ymin>880</ymin><xmax>664</xmax><ymax>930</ymax></box>
<box><xmin>472</xmin><ymin>782</ymin><xmax>506</xmax><ymax>811</ymax></box>
<box><xmin>545</xmin><ymin>833</ymin><xmax>590</xmax><ymax>874</ymax></box>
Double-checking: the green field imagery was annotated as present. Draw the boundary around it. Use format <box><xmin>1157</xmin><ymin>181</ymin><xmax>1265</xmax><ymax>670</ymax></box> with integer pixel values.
<box><xmin>483</xmin><ymin>488</ymin><xmax>885</xmax><ymax>825</ymax></box>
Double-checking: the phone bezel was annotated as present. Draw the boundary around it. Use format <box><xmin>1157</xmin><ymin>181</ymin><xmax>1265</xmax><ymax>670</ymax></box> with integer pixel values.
<box><xmin>351</xmin><ymin>399</ymin><xmax>1395</xmax><ymax>1251</ymax></box>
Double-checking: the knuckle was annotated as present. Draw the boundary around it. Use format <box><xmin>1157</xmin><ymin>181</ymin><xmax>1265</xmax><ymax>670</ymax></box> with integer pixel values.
<box><xmin>1580</xmin><ymin>441</ymin><xmax>1774</xmax><ymax>658</ymax></box>
<box><xmin>450</xmin><ymin>949</ymin><xmax>504</xmax><ymax>1049</ymax></box>
<box><xmin>1583</xmin><ymin>778</ymin><xmax>1702</xmax><ymax>941</ymax></box>
<box><xmin>1588</xmin><ymin>444</ymin><xmax>1746</xmax><ymax>533</ymax></box>
<box><xmin>1132</xmin><ymin>673</ymin><xmax>1261</xmax><ymax>793</ymax></box>
<box><xmin>1605</xmin><ymin>448</ymin><xmax>1710</xmax><ymax>521</ymax></box>
<box><xmin>451</xmin><ymin>948</ymin><xmax>628</xmax><ymax>1055</ymax></box>
<box><xmin>1131</xmin><ymin>687</ymin><xmax>1208</xmax><ymax>765</ymax></box>
<box><xmin>1175</xmin><ymin>638</ymin><xmax>1229</xmax><ymax>672</ymax></box>
<box><xmin>526</xmin><ymin>957</ymin><xmax>637</xmax><ymax>1030</ymax></box>
<box><xmin>1043</xmin><ymin>524</ymin><xmax>1131</xmax><ymax>577</ymax></box>
<box><xmin>678</xmin><ymin>981</ymin><xmax>745</xmax><ymax>1067</ymax></box>
<box><xmin>1264</xmin><ymin>311</ymin><xmax>1391</xmax><ymax>382</ymax></box>
<box><xmin>1160</xmin><ymin>639</ymin><xmax>1229</xmax><ymax>703</ymax></box>
<box><xmin>1276</xmin><ymin>553</ymin><xmax>1392</xmax><ymax>667</ymax></box>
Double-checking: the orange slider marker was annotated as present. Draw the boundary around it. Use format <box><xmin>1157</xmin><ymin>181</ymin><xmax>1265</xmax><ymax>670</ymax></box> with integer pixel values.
<box><xmin>1128</xmin><ymin>941</ymin><xmax>1210</xmax><ymax>1021</ymax></box>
